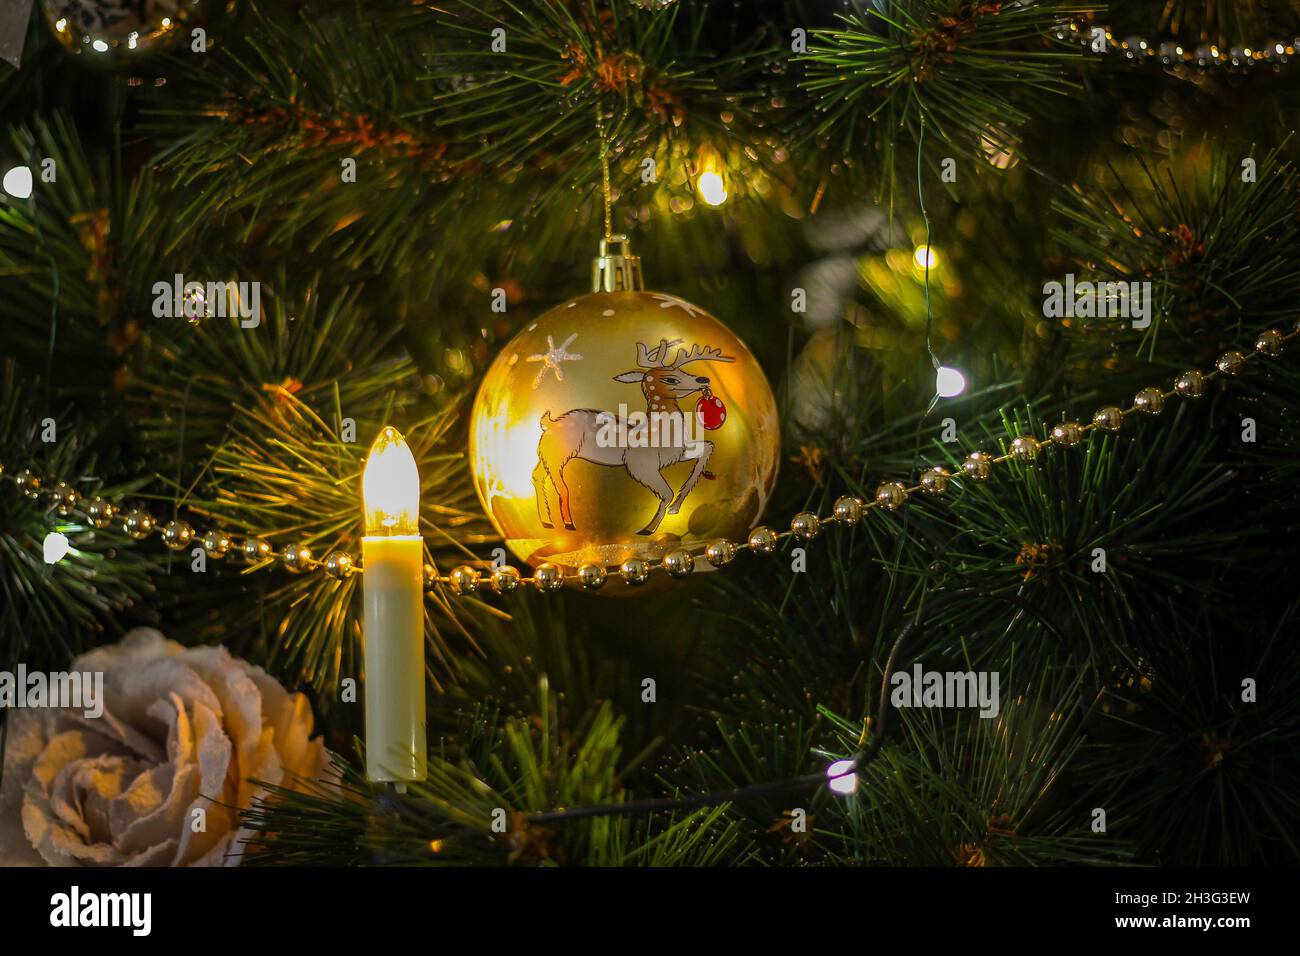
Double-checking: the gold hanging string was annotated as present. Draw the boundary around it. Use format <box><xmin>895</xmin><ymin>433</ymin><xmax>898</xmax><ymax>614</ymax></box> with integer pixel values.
<box><xmin>595</xmin><ymin>100</ymin><xmax>613</xmax><ymax>240</ymax></box>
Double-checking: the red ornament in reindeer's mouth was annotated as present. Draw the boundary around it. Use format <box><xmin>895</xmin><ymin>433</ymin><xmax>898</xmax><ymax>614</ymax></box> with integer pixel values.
<box><xmin>696</xmin><ymin>387</ymin><xmax>727</xmax><ymax>431</ymax></box>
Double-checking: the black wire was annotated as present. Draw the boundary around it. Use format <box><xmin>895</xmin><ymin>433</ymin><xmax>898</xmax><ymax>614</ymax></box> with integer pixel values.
<box><xmin>525</xmin><ymin>588</ymin><xmax>1063</xmax><ymax>825</ymax></box>
<box><xmin>526</xmin><ymin>770</ymin><xmax>830</xmax><ymax>824</ymax></box>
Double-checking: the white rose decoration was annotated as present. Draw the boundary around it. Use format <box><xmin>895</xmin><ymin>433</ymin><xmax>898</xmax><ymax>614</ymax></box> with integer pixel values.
<box><xmin>0</xmin><ymin>628</ymin><xmax>329</xmax><ymax>866</ymax></box>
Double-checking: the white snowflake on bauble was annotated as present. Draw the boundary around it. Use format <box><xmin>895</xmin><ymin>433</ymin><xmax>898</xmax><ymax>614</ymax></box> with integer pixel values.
<box><xmin>526</xmin><ymin>333</ymin><xmax>583</xmax><ymax>387</ymax></box>
<box><xmin>649</xmin><ymin>293</ymin><xmax>707</xmax><ymax>318</ymax></box>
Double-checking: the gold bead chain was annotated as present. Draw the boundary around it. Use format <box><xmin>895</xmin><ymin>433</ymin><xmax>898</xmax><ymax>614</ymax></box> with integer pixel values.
<box><xmin>1057</xmin><ymin>18</ymin><xmax>1300</xmax><ymax>69</ymax></box>
<box><xmin>6</xmin><ymin>324</ymin><xmax>1298</xmax><ymax>596</ymax></box>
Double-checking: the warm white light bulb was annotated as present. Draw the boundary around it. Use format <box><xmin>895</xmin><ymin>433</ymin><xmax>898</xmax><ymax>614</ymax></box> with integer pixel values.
<box><xmin>936</xmin><ymin>365</ymin><xmax>967</xmax><ymax>399</ymax></box>
<box><xmin>92</xmin><ymin>39</ymin><xmax>109</xmax><ymax>53</ymax></box>
<box><xmin>913</xmin><ymin>244</ymin><xmax>938</xmax><ymax>270</ymax></box>
<box><xmin>362</xmin><ymin>427</ymin><xmax>421</xmax><ymax>536</ymax></box>
<box><xmin>3</xmin><ymin>166</ymin><xmax>32</xmax><ymax>200</ymax></box>
<box><xmin>826</xmin><ymin>759</ymin><xmax>858</xmax><ymax>795</ymax></box>
<box><xmin>697</xmin><ymin>171</ymin><xmax>728</xmax><ymax>207</ymax></box>
<box><xmin>43</xmin><ymin>531</ymin><xmax>70</xmax><ymax>565</ymax></box>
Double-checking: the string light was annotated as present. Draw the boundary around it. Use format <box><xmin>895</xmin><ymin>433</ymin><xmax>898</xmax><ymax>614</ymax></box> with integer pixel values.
<box><xmin>2</xmin><ymin>166</ymin><xmax>32</xmax><ymax>199</ymax></box>
<box><xmin>42</xmin><ymin>531</ymin><xmax>70</xmax><ymax>564</ymax></box>
<box><xmin>826</xmin><ymin>760</ymin><xmax>859</xmax><ymax>795</ymax></box>
<box><xmin>935</xmin><ymin>366</ymin><xmax>967</xmax><ymax>399</ymax></box>
<box><xmin>698</xmin><ymin>172</ymin><xmax>727</xmax><ymax>206</ymax></box>
<box><xmin>695</xmin><ymin>145</ymin><xmax>728</xmax><ymax>207</ymax></box>
<box><xmin>912</xmin><ymin>244</ymin><xmax>938</xmax><ymax>271</ymax></box>
<box><xmin>980</xmin><ymin>125</ymin><xmax>1019</xmax><ymax>170</ymax></box>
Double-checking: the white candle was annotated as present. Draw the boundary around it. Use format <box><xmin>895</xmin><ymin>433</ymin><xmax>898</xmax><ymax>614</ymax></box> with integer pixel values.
<box><xmin>361</xmin><ymin>426</ymin><xmax>427</xmax><ymax>786</ymax></box>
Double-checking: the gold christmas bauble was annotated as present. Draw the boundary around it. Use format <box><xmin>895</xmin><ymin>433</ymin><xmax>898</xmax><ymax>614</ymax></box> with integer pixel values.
<box><xmin>469</xmin><ymin>238</ymin><xmax>779</xmax><ymax>574</ymax></box>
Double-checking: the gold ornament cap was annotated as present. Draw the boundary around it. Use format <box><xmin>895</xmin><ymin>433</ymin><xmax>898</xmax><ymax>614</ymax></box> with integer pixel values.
<box><xmin>592</xmin><ymin>234</ymin><xmax>644</xmax><ymax>293</ymax></box>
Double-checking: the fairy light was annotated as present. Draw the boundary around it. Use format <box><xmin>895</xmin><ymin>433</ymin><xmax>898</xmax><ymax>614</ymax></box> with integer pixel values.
<box><xmin>912</xmin><ymin>244</ymin><xmax>938</xmax><ymax>271</ymax></box>
<box><xmin>2</xmin><ymin>166</ymin><xmax>32</xmax><ymax>199</ymax></box>
<box><xmin>695</xmin><ymin>145</ymin><xmax>728</xmax><ymax>207</ymax></box>
<box><xmin>698</xmin><ymin>172</ymin><xmax>727</xmax><ymax>206</ymax></box>
<box><xmin>980</xmin><ymin>126</ymin><xmax>1019</xmax><ymax>170</ymax></box>
<box><xmin>826</xmin><ymin>760</ymin><xmax>859</xmax><ymax>795</ymax></box>
<box><xmin>43</xmin><ymin>531</ymin><xmax>70</xmax><ymax>565</ymax></box>
<box><xmin>936</xmin><ymin>366</ymin><xmax>967</xmax><ymax>398</ymax></box>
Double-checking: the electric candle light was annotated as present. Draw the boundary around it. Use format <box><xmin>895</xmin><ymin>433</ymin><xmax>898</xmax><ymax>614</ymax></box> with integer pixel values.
<box><xmin>362</xmin><ymin>426</ymin><xmax>427</xmax><ymax>787</ymax></box>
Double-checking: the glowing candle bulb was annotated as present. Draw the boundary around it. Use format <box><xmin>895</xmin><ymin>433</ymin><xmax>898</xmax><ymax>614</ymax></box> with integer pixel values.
<box><xmin>363</xmin><ymin>426</ymin><xmax>421</xmax><ymax>535</ymax></box>
<box><xmin>362</xmin><ymin>427</ymin><xmax>427</xmax><ymax>786</ymax></box>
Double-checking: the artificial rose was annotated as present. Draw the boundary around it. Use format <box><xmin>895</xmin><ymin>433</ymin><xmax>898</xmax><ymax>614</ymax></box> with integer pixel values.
<box><xmin>0</xmin><ymin>628</ymin><xmax>329</xmax><ymax>866</ymax></box>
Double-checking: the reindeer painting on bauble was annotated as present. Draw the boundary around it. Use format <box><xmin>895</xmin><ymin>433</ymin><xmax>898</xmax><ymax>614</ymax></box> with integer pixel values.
<box><xmin>533</xmin><ymin>338</ymin><xmax>732</xmax><ymax>536</ymax></box>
